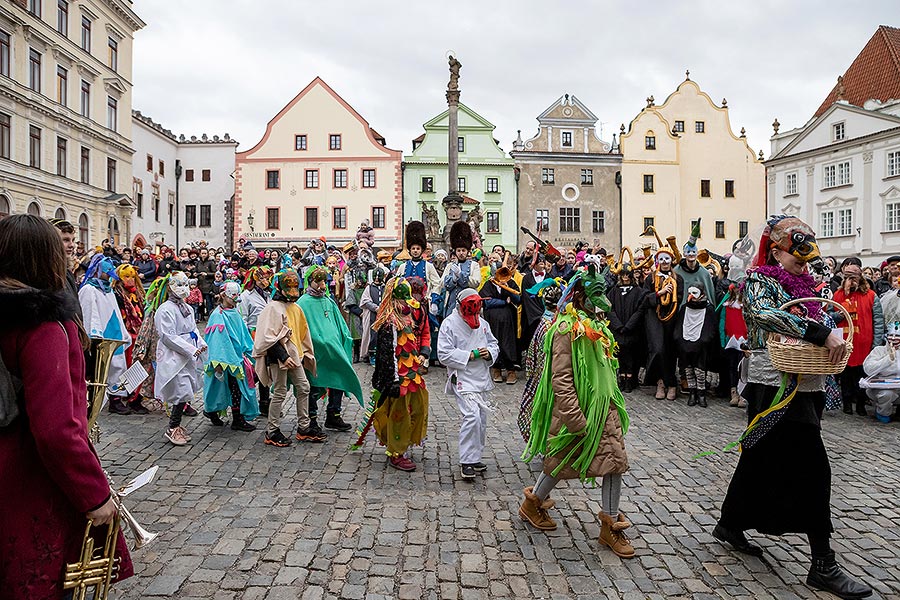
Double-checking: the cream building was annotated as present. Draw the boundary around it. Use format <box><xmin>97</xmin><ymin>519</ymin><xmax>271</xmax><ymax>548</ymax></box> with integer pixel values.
<box><xmin>0</xmin><ymin>0</ymin><xmax>144</xmax><ymax>246</ymax></box>
<box><xmin>620</xmin><ymin>74</ymin><xmax>765</xmax><ymax>255</ymax></box>
<box><xmin>233</xmin><ymin>77</ymin><xmax>402</xmax><ymax>248</ymax></box>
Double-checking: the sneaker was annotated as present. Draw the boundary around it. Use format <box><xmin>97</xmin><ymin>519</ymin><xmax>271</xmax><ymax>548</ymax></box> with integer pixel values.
<box><xmin>460</xmin><ymin>464</ymin><xmax>476</xmax><ymax>480</ymax></box>
<box><xmin>165</xmin><ymin>426</ymin><xmax>188</xmax><ymax>446</ymax></box>
<box><xmin>737</xmin><ymin>398</ymin><xmax>748</xmax><ymax>409</ymax></box>
<box><xmin>204</xmin><ymin>411</ymin><xmax>225</xmax><ymax>426</ymax></box>
<box><xmin>471</xmin><ymin>462</ymin><xmax>487</xmax><ymax>472</ymax></box>
<box><xmin>324</xmin><ymin>414</ymin><xmax>353</xmax><ymax>432</ymax></box>
<box><xmin>264</xmin><ymin>429</ymin><xmax>292</xmax><ymax>447</ymax></box>
<box><xmin>182</xmin><ymin>403</ymin><xmax>199</xmax><ymax>417</ymax></box>
<box><xmin>505</xmin><ymin>370</ymin><xmax>517</xmax><ymax>385</ymax></box>
<box><xmin>296</xmin><ymin>426</ymin><xmax>327</xmax><ymax>443</ymax></box>
<box><xmin>388</xmin><ymin>455</ymin><xmax>416</xmax><ymax>471</ymax></box>
<box><xmin>875</xmin><ymin>413</ymin><xmax>891</xmax><ymax>423</ymax></box>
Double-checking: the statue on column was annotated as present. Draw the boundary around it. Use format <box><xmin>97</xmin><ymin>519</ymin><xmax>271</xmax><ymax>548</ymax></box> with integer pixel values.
<box><xmin>448</xmin><ymin>55</ymin><xmax>462</xmax><ymax>91</ymax></box>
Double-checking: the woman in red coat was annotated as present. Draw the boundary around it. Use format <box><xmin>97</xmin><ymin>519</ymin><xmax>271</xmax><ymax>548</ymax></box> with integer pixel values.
<box><xmin>0</xmin><ymin>215</ymin><xmax>132</xmax><ymax>599</ymax></box>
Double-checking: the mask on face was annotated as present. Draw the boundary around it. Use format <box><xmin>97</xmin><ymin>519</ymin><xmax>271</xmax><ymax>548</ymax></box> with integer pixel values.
<box><xmin>276</xmin><ymin>269</ymin><xmax>302</xmax><ymax>302</ymax></box>
<box><xmin>222</xmin><ymin>281</ymin><xmax>241</xmax><ymax>303</ymax></box>
<box><xmin>459</xmin><ymin>294</ymin><xmax>483</xmax><ymax>329</ymax></box>
<box><xmin>168</xmin><ymin>272</ymin><xmax>191</xmax><ymax>300</ymax></box>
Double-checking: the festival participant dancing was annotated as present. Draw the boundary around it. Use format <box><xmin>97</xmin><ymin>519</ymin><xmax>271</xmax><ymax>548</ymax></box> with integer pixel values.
<box><xmin>112</xmin><ymin>264</ymin><xmax>148</xmax><ymax>414</ymax></box>
<box><xmin>371</xmin><ymin>277</ymin><xmax>430</xmax><ymax>472</ymax></box>
<box><xmin>517</xmin><ymin>279</ymin><xmax>562</xmax><ymax>442</ymax></box>
<box><xmin>520</xmin><ymin>265</ymin><xmax>634</xmax><ymax>559</ymax></box>
<box><xmin>437</xmin><ymin>289</ymin><xmax>500</xmax><ymax>480</ymax></box>
<box><xmin>713</xmin><ymin>215</ymin><xmax>871</xmax><ymax>599</ymax></box>
<box><xmin>202</xmin><ymin>281</ymin><xmax>259</xmax><ymax>432</ymax></box>
<box><xmin>239</xmin><ymin>266</ymin><xmax>274</xmax><ymax>415</ymax></box>
<box><xmin>643</xmin><ymin>244</ymin><xmax>684</xmax><ymax>400</ymax></box>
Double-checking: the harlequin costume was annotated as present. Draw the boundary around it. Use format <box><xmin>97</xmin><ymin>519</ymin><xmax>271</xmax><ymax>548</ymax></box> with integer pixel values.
<box><xmin>520</xmin><ymin>261</ymin><xmax>634</xmax><ymax>558</ymax></box>
<box><xmin>518</xmin><ymin>278</ymin><xmax>562</xmax><ymax>442</ymax></box>
<box><xmin>112</xmin><ymin>263</ymin><xmax>148</xmax><ymax>413</ymax></box>
<box><xmin>369</xmin><ymin>277</ymin><xmax>431</xmax><ymax>472</ymax></box>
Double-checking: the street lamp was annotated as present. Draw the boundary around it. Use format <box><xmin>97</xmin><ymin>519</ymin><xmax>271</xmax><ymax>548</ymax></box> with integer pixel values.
<box><xmin>247</xmin><ymin>213</ymin><xmax>255</xmax><ymax>232</ymax></box>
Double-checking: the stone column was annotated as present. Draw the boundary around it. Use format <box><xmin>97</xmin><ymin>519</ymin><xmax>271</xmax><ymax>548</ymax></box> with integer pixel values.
<box><xmin>441</xmin><ymin>55</ymin><xmax>465</xmax><ymax>251</ymax></box>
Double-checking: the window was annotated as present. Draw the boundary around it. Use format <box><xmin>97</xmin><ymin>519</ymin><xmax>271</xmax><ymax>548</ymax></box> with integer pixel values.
<box><xmin>541</xmin><ymin>168</ymin><xmax>555</xmax><ymax>184</ymax></box>
<box><xmin>201</xmin><ymin>169</ymin><xmax>210</xmax><ymax>182</ymax></box>
<box><xmin>333</xmin><ymin>207</ymin><xmax>347</xmax><ymax>229</ymax></box>
<box><xmin>169</xmin><ymin>200</ymin><xmax>175</xmax><ymax>225</ymax></box>
<box><xmin>486</xmin><ymin>177</ymin><xmax>499</xmax><ymax>193</ymax></box>
<box><xmin>295</xmin><ymin>134</ymin><xmax>307</xmax><ymax>151</ymax></box>
<box><xmin>305</xmin><ymin>207</ymin><xmax>318</xmax><ymax>229</ymax></box>
<box><xmin>106</xmin><ymin>96</ymin><xmax>117</xmax><ymax>131</ymax></box>
<box><xmin>536</xmin><ymin>209</ymin><xmax>549</xmax><ymax>232</ymax></box>
<box><xmin>833</xmin><ymin>122</ymin><xmax>845</xmax><ymax>141</ymax></box>
<box><xmin>700</xmin><ymin>179</ymin><xmax>710</xmax><ymax>197</ymax></box>
<box><xmin>185</xmin><ymin>169</ymin><xmax>194</xmax><ymax>182</ymax></box>
<box><xmin>824</xmin><ymin>160</ymin><xmax>851</xmax><ymax>188</ymax></box>
<box><xmin>136</xmin><ymin>192</ymin><xmax>142</xmax><ymax>218</ymax></box>
<box><xmin>372</xmin><ymin>206</ymin><xmax>385</xmax><ymax>229</ymax></box>
<box><xmin>739</xmin><ymin>221</ymin><xmax>749</xmax><ymax>238</ymax></box>
<box><xmin>457</xmin><ymin>177</ymin><xmax>466</xmax><ymax>193</ymax></box>
<box><xmin>888</xmin><ymin>150</ymin><xmax>900</xmax><ymax>178</ymax></box>
<box><xmin>305</xmin><ymin>169</ymin><xmax>318</xmax><ymax>189</ymax></box>
<box><xmin>80</xmin><ymin>16</ymin><xmax>91</xmax><ymax>51</ymax></box>
<box><xmin>333</xmin><ymin>169</ymin><xmax>347</xmax><ymax>188</ymax></box>
<box><xmin>106</xmin><ymin>157</ymin><xmax>116</xmax><ymax>192</ymax></box>
<box><xmin>785</xmin><ymin>172</ymin><xmax>798</xmax><ymax>195</ymax></box>
<box><xmin>561</xmin><ymin>131</ymin><xmax>572</xmax><ymax>148</ymax></box>
<box><xmin>715</xmin><ymin>221</ymin><xmax>725</xmax><ymax>238</ymax></box>
<box><xmin>184</xmin><ymin>205</ymin><xmax>196</xmax><ymax>228</ymax></box>
<box><xmin>78</xmin><ymin>213</ymin><xmax>88</xmax><ymax>244</ymax></box>
<box><xmin>362</xmin><ymin>169</ymin><xmax>376</xmax><ymax>188</ymax></box>
<box><xmin>29</xmin><ymin>49</ymin><xmax>41</xmax><ymax>93</ymax></box>
<box><xmin>820</xmin><ymin>211</ymin><xmax>835</xmax><ymax>237</ymax></box>
<box><xmin>559</xmin><ymin>207</ymin><xmax>581</xmax><ymax>233</ymax></box>
<box><xmin>887</xmin><ymin>203</ymin><xmax>900</xmax><ymax>232</ymax></box>
<box><xmin>0</xmin><ymin>30</ymin><xmax>9</xmax><ymax>78</ymax></box>
<box><xmin>695</xmin><ymin>121</ymin><xmax>705</xmax><ymax>133</ymax></box>
<box><xmin>56</xmin><ymin>136</ymin><xmax>66</xmax><ymax>177</ymax></box>
<box><xmin>107</xmin><ymin>37</ymin><xmax>117</xmax><ymax>71</ymax></box>
<box><xmin>159</xmin><ymin>160</ymin><xmax>164</xmax><ymax>177</ymax></box>
<box><xmin>644</xmin><ymin>216</ymin><xmax>655</xmax><ymax>230</ymax></box>
<box><xmin>581</xmin><ymin>169</ymin><xmax>593</xmax><ymax>185</ymax></box>
<box><xmin>266</xmin><ymin>207</ymin><xmax>279</xmax><ymax>230</ymax></box>
<box><xmin>674</xmin><ymin>120</ymin><xmax>684</xmax><ymax>133</ymax></box>
<box><xmin>80</xmin><ymin>80</ymin><xmax>89</xmax><ymax>117</ymax></box>
<box><xmin>725</xmin><ymin>180</ymin><xmax>735</xmax><ymax>198</ymax></box>
<box><xmin>57</xmin><ymin>0</ymin><xmax>68</xmax><ymax>35</ymax></box>
<box><xmin>153</xmin><ymin>189</ymin><xmax>159</xmax><ymax>221</ymax></box>
<box><xmin>56</xmin><ymin>65</ymin><xmax>67</xmax><ymax>105</ymax></box>
<box><xmin>27</xmin><ymin>201</ymin><xmax>41</xmax><ymax>216</ymax></box>
<box><xmin>592</xmin><ymin>210</ymin><xmax>605</xmax><ymax>234</ymax></box>
<box><xmin>200</xmin><ymin>205</ymin><xmax>211</xmax><ymax>228</ymax></box>
<box><xmin>0</xmin><ymin>113</ymin><xmax>9</xmax><ymax>159</ymax></box>
<box><xmin>329</xmin><ymin>134</ymin><xmax>341</xmax><ymax>150</ymax></box>
<box><xmin>486</xmin><ymin>211</ymin><xmax>500</xmax><ymax>233</ymax></box>
<box><xmin>29</xmin><ymin>126</ymin><xmax>41</xmax><ymax>168</ymax></box>
<box><xmin>645</xmin><ymin>135</ymin><xmax>656</xmax><ymax>150</ymax></box>
<box><xmin>643</xmin><ymin>174</ymin><xmax>654</xmax><ymax>193</ymax></box>
<box><xmin>266</xmin><ymin>169</ymin><xmax>280</xmax><ymax>189</ymax></box>
<box><xmin>80</xmin><ymin>146</ymin><xmax>89</xmax><ymax>183</ymax></box>
<box><xmin>458</xmin><ymin>137</ymin><xmax>465</xmax><ymax>153</ymax></box>
<box><xmin>28</xmin><ymin>0</ymin><xmax>40</xmax><ymax>17</ymax></box>
<box><xmin>146</xmin><ymin>154</ymin><xmax>152</xmax><ymax>171</ymax></box>
<box><xmin>838</xmin><ymin>208</ymin><xmax>853</xmax><ymax>236</ymax></box>
<box><xmin>421</xmin><ymin>176</ymin><xmax>433</xmax><ymax>192</ymax></box>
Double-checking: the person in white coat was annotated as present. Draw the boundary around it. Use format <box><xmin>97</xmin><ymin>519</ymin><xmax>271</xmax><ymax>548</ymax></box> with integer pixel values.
<box><xmin>437</xmin><ymin>288</ymin><xmax>500</xmax><ymax>480</ymax></box>
<box><xmin>862</xmin><ymin>320</ymin><xmax>900</xmax><ymax>423</ymax></box>
<box><xmin>239</xmin><ymin>266</ymin><xmax>274</xmax><ymax>415</ymax></box>
<box><xmin>155</xmin><ymin>272</ymin><xmax>207</xmax><ymax>445</ymax></box>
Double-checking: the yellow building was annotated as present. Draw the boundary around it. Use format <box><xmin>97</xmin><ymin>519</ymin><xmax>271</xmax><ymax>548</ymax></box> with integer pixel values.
<box><xmin>0</xmin><ymin>0</ymin><xmax>144</xmax><ymax>246</ymax></box>
<box><xmin>233</xmin><ymin>77</ymin><xmax>402</xmax><ymax>248</ymax></box>
<box><xmin>620</xmin><ymin>74</ymin><xmax>765</xmax><ymax>255</ymax></box>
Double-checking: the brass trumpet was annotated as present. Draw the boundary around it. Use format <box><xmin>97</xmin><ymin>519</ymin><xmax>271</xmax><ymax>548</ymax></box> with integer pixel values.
<box><xmin>639</xmin><ymin>225</ymin><xmax>681</xmax><ymax>263</ymax></box>
<box><xmin>489</xmin><ymin>251</ymin><xmax>520</xmax><ymax>295</ymax></box>
<box><xmin>86</xmin><ymin>338</ymin><xmax>126</xmax><ymax>444</ymax></box>
<box><xmin>608</xmin><ymin>246</ymin><xmax>635</xmax><ymax>275</ymax></box>
<box><xmin>698</xmin><ymin>249</ymin><xmax>722</xmax><ymax>276</ymax></box>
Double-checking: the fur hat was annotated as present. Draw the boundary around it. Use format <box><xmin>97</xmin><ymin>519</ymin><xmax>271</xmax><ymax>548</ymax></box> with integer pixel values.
<box><xmin>449</xmin><ymin>220</ymin><xmax>473</xmax><ymax>251</ymax></box>
<box><xmin>405</xmin><ymin>220</ymin><xmax>427</xmax><ymax>251</ymax></box>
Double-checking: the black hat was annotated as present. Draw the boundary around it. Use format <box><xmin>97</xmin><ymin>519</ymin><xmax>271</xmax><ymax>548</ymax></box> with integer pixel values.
<box><xmin>406</xmin><ymin>220</ymin><xmax>427</xmax><ymax>251</ymax></box>
<box><xmin>449</xmin><ymin>221</ymin><xmax>472</xmax><ymax>251</ymax></box>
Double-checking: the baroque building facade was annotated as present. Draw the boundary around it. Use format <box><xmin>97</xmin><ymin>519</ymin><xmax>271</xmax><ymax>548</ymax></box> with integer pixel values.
<box><xmin>511</xmin><ymin>94</ymin><xmax>621</xmax><ymax>253</ymax></box>
<box><xmin>0</xmin><ymin>0</ymin><xmax>144</xmax><ymax>246</ymax></box>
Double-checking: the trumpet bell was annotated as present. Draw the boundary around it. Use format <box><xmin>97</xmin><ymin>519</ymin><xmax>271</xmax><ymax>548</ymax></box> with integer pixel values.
<box><xmin>119</xmin><ymin>502</ymin><xmax>158</xmax><ymax>549</ymax></box>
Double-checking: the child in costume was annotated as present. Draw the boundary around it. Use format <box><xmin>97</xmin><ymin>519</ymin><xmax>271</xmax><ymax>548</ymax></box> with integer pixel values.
<box><xmin>673</xmin><ymin>286</ymin><xmax>717</xmax><ymax>407</ymax></box>
<box><xmin>155</xmin><ymin>272</ymin><xmax>207</xmax><ymax>446</ymax></box>
<box><xmin>862</xmin><ymin>320</ymin><xmax>900</xmax><ymax>423</ymax></box>
<box><xmin>111</xmin><ymin>263</ymin><xmax>148</xmax><ymax>414</ymax></box>
<box><xmin>518</xmin><ymin>279</ymin><xmax>562</xmax><ymax>443</ymax></box>
<box><xmin>521</xmin><ymin>263</ymin><xmax>634</xmax><ymax>559</ymax></box>
<box><xmin>370</xmin><ymin>277</ymin><xmax>430</xmax><ymax>472</ymax></box>
<box><xmin>359</xmin><ymin>266</ymin><xmax>387</xmax><ymax>364</ymax></box>
<box><xmin>719</xmin><ymin>285</ymin><xmax>749</xmax><ymax>408</ymax></box>
<box><xmin>252</xmin><ymin>268</ymin><xmax>320</xmax><ymax>447</ymax></box>
<box><xmin>202</xmin><ymin>281</ymin><xmax>259</xmax><ymax>432</ymax></box>
<box><xmin>239</xmin><ymin>265</ymin><xmax>274</xmax><ymax>416</ymax></box>
<box><xmin>297</xmin><ymin>266</ymin><xmax>364</xmax><ymax>433</ymax></box>
<box><xmin>437</xmin><ymin>288</ymin><xmax>500</xmax><ymax>480</ymax></box>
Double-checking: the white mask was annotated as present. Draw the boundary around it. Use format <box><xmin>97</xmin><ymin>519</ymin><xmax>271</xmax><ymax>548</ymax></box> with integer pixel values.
<box><xmin>222</xmin><ymin>281</ymin><xmax>241</xmax><ymax>302</ymax></box>
<box><xmin>168</xmin><ymin>272</ymin><xmax>191</xmax><ymax>300</ymax></box>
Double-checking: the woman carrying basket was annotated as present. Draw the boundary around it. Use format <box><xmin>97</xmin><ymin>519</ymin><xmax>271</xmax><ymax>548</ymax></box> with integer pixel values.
<box><xmin>712</xmin><ymin>215</ymin><xmax>872</xmax><ymax>600</ymax></box>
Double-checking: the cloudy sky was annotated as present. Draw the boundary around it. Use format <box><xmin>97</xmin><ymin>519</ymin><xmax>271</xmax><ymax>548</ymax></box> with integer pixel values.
<box><xmin>132</xmin><ymin>1</ymin><xmax>895</xmax><ymax>158</ymax></box>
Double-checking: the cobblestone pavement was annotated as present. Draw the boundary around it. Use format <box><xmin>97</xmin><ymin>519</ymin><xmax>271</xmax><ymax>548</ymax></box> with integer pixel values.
<box><xmin>97</xmin><ymin>364</ymin><xmax>900</xmax><ymax>600</ymax></box>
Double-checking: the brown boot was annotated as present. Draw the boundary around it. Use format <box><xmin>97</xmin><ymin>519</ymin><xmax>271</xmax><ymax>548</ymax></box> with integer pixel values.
<box><xmin>491</xmin><ymin>368</ymin><xmax>503</xmax><ymax>383</ymax></box>
<box><xmin>506</xmin><ymin>370</ymin><xmax>517</xmax><ymax>385</ymax></box>
<box><xmin>730</xmin><ymin>387</ymin><xmax>740</xmax><ymax>407</ymax></box>
<box><xmin>655</xmin><ymin>380</ymin><xmax>665</xmax><ymax>400</ymax></box>
<box><xmin>518</xmin><ymin>486</ymin><xmax>557</xmax><ymax>531</ymax></box>
<box><xmin>666</xmin><ymin>386</ymin><xmax>677</xmax><ymax>401</ymax></box>
<box><xmin>598</xmin><ymin>511</ymin><xmax>635</xmax><ymax>558</ymax></box>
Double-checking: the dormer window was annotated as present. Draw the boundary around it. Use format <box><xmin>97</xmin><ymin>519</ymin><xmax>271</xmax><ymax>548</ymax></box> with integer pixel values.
<box><xmin>645</xmin><ymin>134</ymin><xmax>656</xmax><ymax>150</ymax></box>
<box><xmin>833</xmin><ymin>122</ymin><xmax>845</xmax><ymax>142</ymax></box>
<box><xmin>561</xmin><ymin>131</ymin><xmax>573</xmax><ymax>148</ymax></box>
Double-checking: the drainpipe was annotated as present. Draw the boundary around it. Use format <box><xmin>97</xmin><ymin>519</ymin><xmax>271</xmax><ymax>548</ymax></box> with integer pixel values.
<box><xmin>615</xmin><ymin>170</ymin><xmax>622</xmax><ymax>252</ymax></box>
<box><xmin>175</xmin><ymin>159</ymin><xmax>182</xmax><ymax>249</ymax></box>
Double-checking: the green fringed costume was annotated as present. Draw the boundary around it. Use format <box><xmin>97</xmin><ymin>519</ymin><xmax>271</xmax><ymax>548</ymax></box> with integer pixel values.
<box><xmin>523</xmin><ymin>307</ymin><xmax>630</xmax><ymax>482</ymax></box>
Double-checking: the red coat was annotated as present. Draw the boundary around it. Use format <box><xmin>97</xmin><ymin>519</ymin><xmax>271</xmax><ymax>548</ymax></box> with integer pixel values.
<box><xmin>0</xmin><ymin>286</ymin><xmax>133</xmax><ymax>599</ymax></box>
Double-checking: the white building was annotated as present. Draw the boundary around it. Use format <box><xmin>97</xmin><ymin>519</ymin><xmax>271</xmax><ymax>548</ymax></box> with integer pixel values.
<box><xmin>131</xmin><ymin>110</ymin><xmax>237</xmax><ymax>250</ymax></box>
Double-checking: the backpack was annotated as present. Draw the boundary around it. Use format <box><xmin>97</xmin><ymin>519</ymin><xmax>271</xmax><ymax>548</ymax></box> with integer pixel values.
<box><xmin>0</xmin><ymin>350</ymin><xmax>23</xmax><ymax>427</ymax></box>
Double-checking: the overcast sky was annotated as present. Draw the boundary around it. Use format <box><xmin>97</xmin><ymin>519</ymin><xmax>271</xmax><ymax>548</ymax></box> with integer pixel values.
<box><xmin>132</xmin><ymin>1</ymin><xmax>895</xmax><ymax>159</ymax></box>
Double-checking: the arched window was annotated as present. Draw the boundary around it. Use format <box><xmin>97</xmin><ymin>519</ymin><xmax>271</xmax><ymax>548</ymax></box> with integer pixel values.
<box><xmin>107</xmin><ymin>216</ymin><xmax>119</xmax><ymax>246</ymax></box>
<box><xmin>78</xmin><ymin>213</ymin><xmax>89</xmax><ymax>245</ymax></box>
<box><xmin>27</xmin><ymin>201</ymin><xmax>41</xmax><ymax>216</ymax></box>
<box><xmin>0</xmin><ymin>195</ymin><xmax>9</xmax><ymax>220</ymax></box>
<box><xmin>54</xmin><ymin>207</ymin><xmax>66</xmax><ymax>220</ymax></box>
<box><xmin>644</xmin><ymin>130</ymin><xmax>656</xmax><ymax>150</ymax></box>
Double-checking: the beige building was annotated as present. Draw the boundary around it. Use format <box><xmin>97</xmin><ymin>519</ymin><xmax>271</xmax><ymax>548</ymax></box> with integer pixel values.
<box><xmin>511</xmin><ymin>94</ymin><xmax>621</xmax><ymax>252</ymax></box>
<box><xmin>233</xmin><ymin>77</ymin><xmax>402</xmax><ymax>248</ymax></box>
<box><xmin>620</xmin><ymin>75</ymin><xmax>765</xmax><ymax>255</ymax></box>
<box><xmin>0</xmin><ymin>0</ymin><xmax>144</xmax><ymax>246</ymax></box>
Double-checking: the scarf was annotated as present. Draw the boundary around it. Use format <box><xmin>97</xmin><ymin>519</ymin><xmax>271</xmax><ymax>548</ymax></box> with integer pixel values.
<box><xmin>171</xmin><ymin>296</ymin><xmax>192</xmax><ymax>318</ymax></box>
<box><xmin>752</xmin><ymin>265</ymin><xmax>821</xmax><ymax>318</ymax></box>
<box><xmin>306</xmin><ymin>286</ymin><xmax>326</xmax><ymax>299</ymax></box>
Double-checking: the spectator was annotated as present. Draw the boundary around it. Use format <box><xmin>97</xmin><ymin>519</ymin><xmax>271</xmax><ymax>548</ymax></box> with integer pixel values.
<box><xmin>195</xmin><ymin>247</ymin><xmax>217</xmax><ymax>321</ymax></box>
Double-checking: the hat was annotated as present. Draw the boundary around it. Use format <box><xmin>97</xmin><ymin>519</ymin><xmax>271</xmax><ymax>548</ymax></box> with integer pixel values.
<box><xmin>449</xmin><ymin>220</ymin><xmax>473</xmax><ymax>251</ymax></box>
<box><xmin>405</xmin><ymin>220</ymin><xmax>427</xmax><ymax>251</ymax></box>
<box><xmin>222</xmin><ymin>281</ymin><xmax>242</xmax><ymax>301</ymax></box>
<box><xmin>141</xmin><ymin>248</ymin><xmax>150</xmax><ymax>256</ymax></box>
<box><xmin>342</xmin><ymin>241</ymin><xmax>357</xmax><ymax>254</ymax></box>
<box><xmin>434</xmin><ymin>248</ymin><xmax>448</xmax><ymax>260</ymax></box>
<box><xmin>683</xmin><ymin>218</ymin><xmax>701</xmax><ymax>255</ymax></box>
<box><xmin>887</xmin><ymin>256</ymin><xmax>900</xmax><ymax>264</ymax></box>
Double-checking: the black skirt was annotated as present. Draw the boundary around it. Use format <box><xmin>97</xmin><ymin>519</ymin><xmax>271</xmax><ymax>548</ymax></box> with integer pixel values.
<box><xmin>719</xmin><ymin>384</ymin><xmax>833</xmax><ymax>536</ymax></box>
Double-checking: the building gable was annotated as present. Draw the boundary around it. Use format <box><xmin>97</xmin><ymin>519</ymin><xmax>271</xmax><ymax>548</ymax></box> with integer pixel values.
<box><xmin>771</xmin><ymin>103</ymin><xmax>900</xmax><ymax>159</ymax></box>
<box><xmin>536</xmin><ymin>94</ymin><xmax>598</xmax><ymax>125</ymax></box>
<box><xmin>407</xmin><ymin>103</ymin><xmax>510</xmax><ymax>162</ymax></box>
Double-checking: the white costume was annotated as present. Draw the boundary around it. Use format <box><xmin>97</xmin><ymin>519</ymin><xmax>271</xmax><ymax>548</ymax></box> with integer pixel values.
<box><xmin>155</xmin><ymin>297</ymin><xmax>205</xmax><ymax>405</ymax></box>
<box><xmin>437</xmin><ymin>290</ymin><xmax>500</xmax><ymax>466</ymax></box>
<box><xmin>239</xmin><ymin>287</ymin><xmax>270</xmax><ymax>334</ymax></box>
<box><xmin>79</xmin><ymin>283</ymin><xmax>131</xmax><ymax>397</ymax></box>
<box><xmin>862</xmin><ymin>334</ymin><xmax>900</xmax><ymax>420</ymax></box>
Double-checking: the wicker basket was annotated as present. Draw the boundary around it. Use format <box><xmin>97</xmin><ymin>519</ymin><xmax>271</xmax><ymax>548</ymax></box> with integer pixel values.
<box><xmin>766</xmin><ymin>297</ymin><xmax>853</xmax><ymax>375</ymax></box>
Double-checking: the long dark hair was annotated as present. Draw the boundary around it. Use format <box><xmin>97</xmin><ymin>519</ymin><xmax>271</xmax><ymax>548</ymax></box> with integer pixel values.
<box><xmin>0</xmin><ymin>215</ymin><xmax>68</xmax><ymax>291</ymax></box>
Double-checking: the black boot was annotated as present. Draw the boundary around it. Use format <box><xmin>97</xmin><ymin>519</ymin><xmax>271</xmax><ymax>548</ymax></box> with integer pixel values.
<box><xmin>687</xmin><ymin>390</ymin><xmax>698</xmax><ymax>407</ymax></box>
<box><xmin>842</xmin><ymin>401</ymin><xmax>853</xmax><ymax>415</ymax></box>
<box><xmin>325</xmin><ymin>413</ymin><xmax>353</xmax><ymax>432</ymax></box>
<box><xmin>698</xmin><ymin>392</ymin><xmax>708</xmax><ymax>408</ymax></box>
<box><xmin>855</xmin><ymin>400</ymin><xmax>867</xmax><ymax>417</ymax></box>
<box><xmin>204</xmin><ymin>411</ymin><xmax>225</xmax><ymax>426</ymax></box>
<box><xmin>231</xmin><ymin>413</ymin><xmax>256</xmax><ymax>432</ymax></box>
<box><xmin>712</xmin><ymin>523</ymin><xmax>763</xmax><ymax>557</ymax></box>
<box><xmin>806</xmin><ymin>551</ymin><xmax>872</xmax><ymax>599</ymax></box>
<box><xmin>108</xmin><ymin>397</ymin><xmax>132</xmax><ymax>415</ymax></box>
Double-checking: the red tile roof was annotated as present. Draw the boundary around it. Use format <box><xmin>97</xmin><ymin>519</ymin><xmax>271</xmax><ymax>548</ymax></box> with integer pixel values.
<box><xmin>815</xmin><ymin>25</ymin><xmax>900</xmax><ymax>117</ymax></box>
<box><xmin>461</xmin><ymin>195</ymin><xmax>480</xmax><ymax>205</ymax></box>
